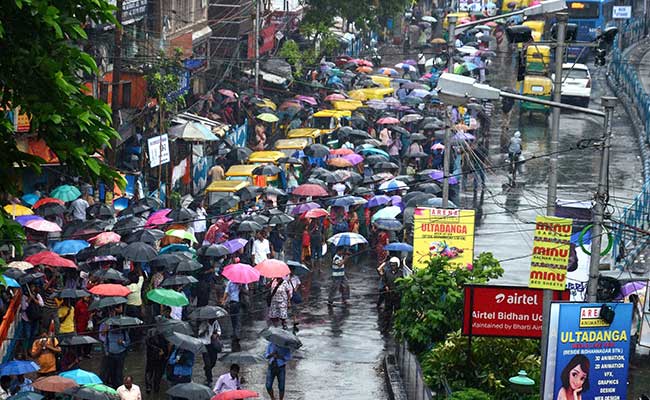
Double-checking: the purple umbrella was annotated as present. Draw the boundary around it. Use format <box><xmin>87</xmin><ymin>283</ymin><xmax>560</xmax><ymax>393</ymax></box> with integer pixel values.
<box><xmin>366</xmin><ymin>100</ymin><xmax>388</xmax><ymax>110</ymax></box>
<box><xmin>16</xmin><ymin>215</ymin><xmax>45</xmax><ymax>226</ymax></box>
<box><xmin>428</xmin><ymin>170</ymin><xmax>459</xmax><ymax>185</ymax></box>
<box><xmin>367</xmin><ymin>195</ymin><xmax>391</xmax><ymax>208</ymax></box>
<box><xmin>296</xmin><ymin>95</ymin><xmax>317</xmax><ymax>105</ymax></box>
<box><xmin>343</xmin><ymin>154</ymin><xmax>364</xmax><ymax>165</ymax></box>
<box><xmin>617</xmin><ymin>281</ymin><xmax>647</xmax><ymax>299</ymax></box>
<box><xmin>403</xmin><ymin>59</ymin><xmax>417</xmax><ymax>66</ymax></box>
<box><xmin>391</xmin><ymin>195</ymin><xmax>404</xmax><ymax>211</ymax></box>
<box><xmin>454</xmin><ymin>132</ymin><xmax>476</xmax><ymax>141</ymax></box>
<box><xmin>290</xmin><ymin>202</ymin><xmax>320</xmax><ymax>215</ymax></box>
<box><xmin>223</xmin><ymin>238</ymin><xmax>248</xmax><ymax>254</ymax></box>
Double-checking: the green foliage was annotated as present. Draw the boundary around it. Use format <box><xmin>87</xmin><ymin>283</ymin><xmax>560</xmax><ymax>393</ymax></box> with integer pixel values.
<box><xmin>145</xmin><ymin>49</ymin><xmax>186</xmax><ymax>125</ymax></box>
<box><xmin>449</xmin><ymin>388</ymin><xmax>493</xmax><ymax>400</ymax></box>
<box><xmin>422</xmin><ymin>331</ymin><xmax>540</xmax><ymax>400</ymax></box>
<box><xmin>303</xmin><ymin>0</ymin><xmax>412</xmax><ymax>30</ymax></box>
<box><xmin>393</xmin><ymin>253</ymin><xmax>503</xmax><ymax>354</ymax></box>
<box><xmin>0</xmin><ymin>0</ymin><xmax>125</xmax><ymax>253</ymax></box>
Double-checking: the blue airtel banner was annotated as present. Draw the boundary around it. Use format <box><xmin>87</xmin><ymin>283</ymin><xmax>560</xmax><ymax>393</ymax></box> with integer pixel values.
<box><xmin>545</xmin><ymin>302</ymin><xmax>632</xmax><ymax>400</ymax></box>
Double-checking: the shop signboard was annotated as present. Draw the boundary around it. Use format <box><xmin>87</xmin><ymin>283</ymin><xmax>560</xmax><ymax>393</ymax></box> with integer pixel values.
<box><xmin>543</xmin><ymin>302</ymin><xmax>632</xmax><ymax>400</ymax></box>
<box><xmin>529</xmin><ymin>215</ymin><xmax>573</xmax><ymax>290</ymax></box>
<box><xmin>147</xmin><ymin>134</ymin><xmax>170</xmax><ymax>168</ymax></box>
<box><xmin>413</xmin><ymin>207</ymin><xmax>475</xmax><ymax>270</ymax></box>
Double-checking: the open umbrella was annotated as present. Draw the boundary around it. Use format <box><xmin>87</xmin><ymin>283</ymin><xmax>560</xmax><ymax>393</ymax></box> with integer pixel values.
<box><xmin>1</xmin><ymin>276</ymin><xmax>20</xmax><ymax>288</ymax></box>
<box><xmin>188</xmin><ymin>305</ymin><xmax>228</xmax><ymax>321</ymax></box>
<box><xmin>167</xmin><ymin>382</ymin><xmax>213</xmax><ymax>400</ymax></box>
<box><xmin>63</xmin><ymin>386</ymin><xmax>115</xmax><ymax>400</ymax></box>
<box><xmin>26</xmin><ymin>251</ymin><xmax>76</xmax><ymax>268</ymax></box>
<box><xmin>290</xmin><ymin>202</ymin><xmax>320</xmax><ymax>215</ymax></box>
<box><xmin>3</xmin><ymin>204</ymin><xmax>33</xmax><ymax>217</ymax></box>
<box><xmin>52</xmin><ymin>288</ymin><xmax>90</xmax><ymax>299</ymax></box>
<box><xmin>374</xmin><ymin>219</ymin><xmax>404</xmax><ymax>231</ymax></box>
<box><xmin>59</xmin><ymin>369</ymin><xmax>102</xmax><ymax>385</ymax></box>
<box><xmin>147</xmin><ymin>288</ymin><xmax>189</xmax><ymax>307</ymax></box>
<box><xmin>327</xmin><ymin>232</ymin><xmax>368</xmax><ymax>247</ymax></box>
<box><xmin>161</xmin><ymin>275</ymin><xmax>198</xmax><ymax>287</ymax></box>
<box><xmin>292</xmin><ymin>184</ymin><xmax>328</xmax><ymax>197</ymax></box>
<box><xmin>366</xmin><ymin>195</ymin><xmax>392</xmax><ymax>208</ymax></box>
<box><xmin>8</xmin><ymin>392</ymin><xmax>44</xmax><ymax>400</ymax></box>
<box><xmin>252</xmin><ymin>165</ymin><xmax>282</xmax><ymax>176</ymax></box>
<box><xmin>238</xmin><ymin>220</ymin><xmax>263</xmax><ymax>232</ymax></box>
<box><xmin>371</xmin><ymin>206</ymin><xmax>402</xmax><ymax>222</ymax></box>
<box><xmin>379</xmin><ymin>180</ymin><xmax>408</xmax><ymax>192</ymax></box>
<box><xmin>155</xmin><ymin>317</ymin><xmax>193</xmax><ymax>337</ymax></box>
<box><xmin>327</xmin><ymin>158</ymin><xmax>353</xmax><ymax>168</ymax></box>
<box><xmin>60</xmin><ymin>335</ymin><xmax>101</xmax><ymax>346</ymax></box>
<box><xmin>25</xmin><ymin>219</ymin><xmax>61</xmax><ymax>233</ymax></box>
<box><xmin>169</xmin><ymin>122</ymin><xmax>219</xmax><ymax>142</ymax></box>
<box><xmin>212</xmin><ymin>390</ymin><xmax>260</xmax><ymax>400</ymax></box>
<box><xmin>33</xmin><ymin>198</ymin><xmax>64</xmax><ymax>209</ymax></box>
<box><xmin>384</xmin><ymin>242</ymin><xmax>414</xmax><ymax>252</ymax></box>
<box><xmin>267</xmin><ymin>213</ymin><xmax>294</xmax><ymax>225</ymax></box>
<box><xmin>122</xmin><ymin>242</ymin><xmax>157</xmax><ymax>262</ymax></box>
<box><xmin>0</xmin><ymin>360</ymin><xmax>40</xmax><ymax>376</ymax></box>
<box><xmin>7</xmin><ymin>261</ymin><xmax>34</xmax><ymax>271</ymax></box>
<box><xmin>256</xmin><ymin>113</ymin><xmax>279</xmax><ymax>123</ymax></box>
<box><xmin>222</xmin><ymin>239</ymin><xmax>248</xmax><ymax>254</ymax></box>
<box><xmin>168</xmin><ymin>208</ymin><xmax>197</xmax><ymax>222</ymax></box>
<box><xmin>86</xmin><ymin>204</ymin><xmax>115</xmax><ymax>219</ymax></box>
<box><xmin>51</xmin><ymin>185</ymin><xmax>82</xmax><ymax>202</ymax></box>
<box><xmin>376</xmin><ymin>117</ymin><xmax>400</xmax><ymax>124</ymax></box>
<box><xmin>165</xmin><ymin>229</ymin><xmax>198</xmax><ymax>244</ymax></box>
<box><xmin>103</xmin><ymin>315</ymin><xmax>143</xmax><ymax>326</ymax></box>
<box><xmin>167</xmin><ymin>332</ymin><xmax>206</xmax><ymax>354</ymax></box>
<box><xmin>120</xmin><ymin>203</ymin><xmax>152</xmax><ymax>217</ymax></box>
<box><xmin>89</xmin><ymin>296</ymin><xmax>127</xmax><ymax>311</ymax></box>
<box><xmin>89</xmin><ymin>232</ymin><xmax>121</xmax><ymax>247</ymax></box>
<box><xmin>286</xmin><ymin>260</ymin><xmax>310</xmax><ymax>276</ymax></box>
<box><xmin>255</xmin><ymin>259</ymin><xmax>290</xmax><ymax>278</ymax></box>
<box><xmin>305</xmin><ymin>144</ymin><xmax>330</xmax><ymax>158</ymax></box>
<box><xmin>113</xmin><ymin>216</ymin><xmax>146</xmax><ymax>231</ymax></box>
<box><xmin>52</xmin><ymin>240</ymin><xmax>90</xmax><ymax>256</ymax></box>
<box><xmin>88</xmin><ymin>284</ymin><xmax>130</xmax><ymax>297</ymax></box>
<box><xmin>33</xmin><ymin>376</ymin><xmax>78</xmax><ymax>393</ymax></box>
<box><xmin>174</xmin><ymin>259</ymin><xmax>203</xmax><ymax>273</ymax></box>
<box><xmin>222</xmin><ymin>263</ymin><xmax>260</xmax><ymax>284</ymax></box>
<box><xmin>261</xmin><ymin>327</ymin><xmax>302</xmax><ymax>350</ymax></box>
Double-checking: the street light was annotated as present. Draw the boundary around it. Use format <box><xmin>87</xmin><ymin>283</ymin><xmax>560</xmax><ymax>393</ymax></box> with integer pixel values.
<box><xmin>509</xmin><ymin>370</ymin><xmax>536</xmax><ymax>398</ymax></box>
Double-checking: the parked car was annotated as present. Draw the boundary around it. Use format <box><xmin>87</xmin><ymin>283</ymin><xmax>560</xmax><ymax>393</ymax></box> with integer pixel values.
<box><xmin>552</xmin><ymin>63</ymin><xmax>592</xmax><ymax>107</ymax></box>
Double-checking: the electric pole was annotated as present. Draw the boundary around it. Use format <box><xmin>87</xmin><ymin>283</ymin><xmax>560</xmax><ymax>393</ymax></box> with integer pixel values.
<box><xmin>442</xmin><ymin>16</ymin><xmax>457</xmax><ymax>208</ymax></box>
<box><xmin>254</xmin><ymin>0</ymin><xmax>261</xmax><ymax>95</ymax></box>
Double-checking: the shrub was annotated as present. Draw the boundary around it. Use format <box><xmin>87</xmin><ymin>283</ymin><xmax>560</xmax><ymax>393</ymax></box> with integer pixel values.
<box><xmin>449</xmin><ymin>388</ymin><xmax>493</xmax><ymax>400</ymax></box>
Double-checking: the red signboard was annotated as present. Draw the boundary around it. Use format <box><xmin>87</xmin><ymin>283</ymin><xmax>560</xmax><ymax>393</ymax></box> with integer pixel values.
<box><xmin>462</xmin><ymin>285</ymin><xmax>569</xmax><ymax>338</ymax></box>
<box><xmin>247</xmin><ymin>24</ymin><xmax>277</xmax><ymax>59</ymax></box>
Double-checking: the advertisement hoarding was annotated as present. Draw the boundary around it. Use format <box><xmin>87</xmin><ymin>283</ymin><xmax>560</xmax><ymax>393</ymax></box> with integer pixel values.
<box><xmin>147</xmin><ymin>134</ymin><xmax>170</xmax><ymax>168</ymax></box>
<box><xmin>413</xmin><ymin>207</ymin><xmax>475</xmax><ymax>270</ymax></box>
<box><xmin>529</xmin><ymin>216</ymin><xmax>573</xmax><ymax>290</ymax></box>
<box><xmin>462</xmin><ymin>285</ymin><xmax>569</xmax><ymax>338</ymax></box>
<box><xmin>543</xmin><ymin>302</ymin><xmax>632</xmax><ymax>400</ymax></box>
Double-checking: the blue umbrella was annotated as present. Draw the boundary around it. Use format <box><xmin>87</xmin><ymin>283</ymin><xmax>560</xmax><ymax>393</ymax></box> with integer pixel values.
<box><xmin>15</xmin><ymin>215</ymin><xmax>44</xmax><ymax>227</ymax></box>
<box><xmin>52</xmin><ymin>240</ymin><xmax>90</xmax><ymax>256</ymax></box>
<box><xmin>327</xmin><ymin>232</ymin><xmax>368</xmax><ymax>247</ymax></box>
<box><xmin>330</xmin><ymin>196</ymin><xmax>366</xmax><ymax>208</ymax></box>
<box><xmin>59</xmin><ymin>369</ymin><xmax>102</xmax><ymax>385</ymax></box>
<box><xmin>359</xmin><ymin>147</ymin><xmax>390</xmax><ymax>159</ymax></box>
<box><xmin>159</xmin><ymin>244</ymin><xmax>195</xmax><ymax>255</ymax></box>
<box><xmin>0</xmin><ymin>360</ymin><xmax>40</xmax><ymax>376</ymax></box>
<box><xmin>2</xmin><ymin>276</ymin><xmax>20</xmax><ymax>288</ymax></box>
<box><xmin>384</xmin><ymin>242</ymin><xmax>414</xmax><ymax>252</ymax></box>
<box><xmin>8</xmin><ymin>392</ymin><xmax>44</xmax><ymax>400</ymax></box>
<box><xmin>21</xmin><ymin>193</ymin><xmax>40</xmax><ymax>207</ymax></box>
<box><xmin>366</xmin><ymin>195</ymin><xmax>391</xmax><ymax>208</ymax></box>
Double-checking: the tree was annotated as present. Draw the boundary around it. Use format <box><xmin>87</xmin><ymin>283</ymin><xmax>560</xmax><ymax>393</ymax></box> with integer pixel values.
<box><xmin>0</xmin><ymin>0</ymin><xmax>125</xmax><ymax>253</ymax></box>
<box><xmin>302</xmin><ymin>0</ymin><xmax>412</xmax><ymax>31</ymax></box>
<box><xmin>393</xmin><ymin>253</ymin><xmax>503</xmax><ymax>354</ymax></box>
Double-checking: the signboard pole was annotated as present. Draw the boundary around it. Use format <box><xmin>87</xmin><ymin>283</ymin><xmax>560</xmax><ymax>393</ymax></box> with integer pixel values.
<box><xmin>158</xmin><ymin>109</ymin><xmax>164</xmax><ymax>200</ymax></box>
<box><xmin>467</xmin><ymin>286</ymin><xmax>474</xmax><ymax>368</ymax></box>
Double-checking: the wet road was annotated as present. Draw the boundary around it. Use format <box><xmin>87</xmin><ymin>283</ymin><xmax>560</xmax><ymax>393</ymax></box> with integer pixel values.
<box><xmin>80</xmin><ymin>260</ymin><xmax>389</xmax><ymax>399</ymax></box>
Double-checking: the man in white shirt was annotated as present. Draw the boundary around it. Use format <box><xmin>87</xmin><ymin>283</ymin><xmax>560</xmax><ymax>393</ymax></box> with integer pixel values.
<box><xmin>198</xmin><ymin>319</ymin><xmax>222</xmax><ymax>385</ymax></box>
<box><xmin>252</xmin><ymin>231</ymin><xmax>271</xmax><ymax>265</ymax></box>
<box><xmin>69</xmin><ymin>197</ymin><xmax>89</xmax><ymax>221</ymax></box>
<box><xmin>117</xmin><ymin>376</ymin><xmax>141</xmax><ymax>400</ymax></box>
<box><xmin>213</xmin><ymin>364</ymin><xmax>241</xmax><ymax>393</ymax></box>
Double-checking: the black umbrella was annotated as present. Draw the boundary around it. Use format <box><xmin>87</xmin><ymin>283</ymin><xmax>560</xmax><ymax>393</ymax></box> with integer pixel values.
<box><xmin>119</xmin><ymin>203</ymin><xmax>152</xmax><ymax>217</ymax></box>
<box><xmin>264</xmin><ymin>186</ymin><xmax>287</xmax><ymax>197</ymax></box>
<box><xmin>261</xmin><ymin>327</ymin><xmax>302</xmax><ymax>350</ymax></box>
<box><xmin>389</xmin><ymin>126</ymin><xmax>409</xmax><ymax>135</ymax></box>
<box><xmin>277</xmin><ymin>156</ymin><xmax>302</xmax><ymax>165</ymax></box>
<box><xmin>63</xmin><ymin>387</ymin><xmax>116</xmax><ymax>400</ymax></box>
<box><xmin>94</xmin><ymin>242</ymin><xmax>127</xmax><ymax>257</ymax></box>
<box><xmin>305</xmin><ymin>144</ymin><xmax>330</xmax><ymax>158</ymax></box>
<box><xmin>420</xmin><ymin>182</ymin><xmax>442</xmax><ymax>194</ymax></box>
<box><xmin>405</xmin><ymin>193</ymin><xmax>436</xmax><ymax>207</ymax></box>
<box><xmin>122</xmin><ymin>242</ymin><xmax>157</xmax><ymax>262</ymax></box>
<box><xmin>375</xmin><ymin>161</ymin><xmax>399</xmax><ymax>170</ymax></box>
<box><xmin>137</xmin><ymin>197</ymin><xmax>164</xmax><ymax>209</ymax></box>
<box><xmin>365</xmin><ymin>155</ymin><xmax>388</xmax><ymax>165</ymax></box>
<box><xmin>51</xmin><ymin>288</ymin><xmax>90</xmax><ymax>299</ymax></box>
<box><xmin>410</xmin><ymin>133</ymin><xmax>426</xmax><ymax>141</ymax></box>
<box><xmin>166</xmin><ymin>383</ymin><xmax>213</xmax><ymax>400</ymax></box>
<box><xmin>168</xmin><ymin>208</ymin><xmax>197</xmax><ymax>222</ymax></box>
<box><xmin>352</xmin><ymin>186</ymin><xmax>372</xmax><ymax>196</ymax></box>
<box><xmin>167</xmin><ymin>332</ymin><xmax>206</xmax><ymax>354</ymax></box>
<box><xmin>253</xmin><ymin>165</ymin><xmax>282</xmax><ymax>176</ymax></box>
<box><xmin>236</xmin><ymin>186</ymin><xmax>261</xmax><ymax>201</ymax></box>
<box><xmin>287</xmin><ymin>260</ymin><xmax>310</xmax><ymax>276</ymax></box>
<box><xmin>19</xmin><ymin>272</ymin><xmax>44</xmax><ymax>285</ymax></box>
<box><xmin>238</xmin><ymin>220</ymin><xmax>263</xmax><ymax>232</ymax></box>
<box><xmin>86</xmin><ymin>204</ymin><xmax>115</xmax><ymax>219</ymax></box>
<box><xmin>124</xmin><ymin>229</ymin><xmax>165</xmax><ymax>244</ymax></box>
<box><xmin>161</xmin><ymin>275</ymin><xmax>198</xmax><ymax>287</ymax></box>
<box><xmin>218</xmin><ymin>353</ymin><xmax>265</xmax><ymax>364</ymax></box>
<box><xmin>394</xmin><ymin>175</ymin><xmax>417</xmax><ymax>184</ymax></box>
<box><xmin>408</xmin><ymin>151</ymin><xmax>428</xmax><ymax>158</ymax></box>
<box><xmin>364</xmin><ymin>175</ymin><xmax>384</xmax><ymax>184</ymax></box>
<box><xmin>91</xmin><ymin>268</ymin><xmax>126</xmax><ymax>282</ymax></box>
<box><xmin>23</xmin><ymin>243</ymin><xmax>47</xmax><ymax>257</ymax></box>
<box><xmin>268</xmin><ymin>213</ymin><xmax>294</xmax><ymax>225</ymax></box>
<box><xmin>173</xmin><ymin>260</ymin><xmax>203</xmax><ymax>274</ymax></box>
<box><xmin>228</xmin><ymin>147</ymin><xmax>252</xmax><ymax>162</ymax></box>
<box><xmin>335</xmin><ymin>170</ymin><xmax>363</xmax><ymax>185</ymax></box>
<box><xmin>150</xmin><ymin>253</ymin><xmax>185</xmax><ymax>269</ymax></box>
<box><xmin>113</xmin><ymin>216</ymin><xmax>146</xmax><ymax>232</ymax></box>
<box><xmin>34</xmin><ymin>203</ymin><xmax>66</xmax><ymax>217</ymax></box>
<box><xmin>338</xmin><ymin>126</ymin><xmax>353</xmax><ymax>136</ymax></box>
<box><xmin>103</xmin><ymin>315</ymin><xmax>143</xmax><ymax>326</ymax></box>
<box><xmin>4</xmin><ymin>268</ymin><xmax>26</xmax><ymax>280</ymax></box>
<box><xmin>207</xmin><ymin>196</ymin><xmax>240</xmax><ymax>215</ymax></box>
<box><xmin>156</xmin><ymin>316</ymin><xmax>193</xmax><ymax>336</ymax></box>
<box><xmin>197</xmin><ymin>244</ymin><xmax>229</xmax><ymax>258</ymax></box>
<box><xmin>305</xmin><ymin>178</ymin><xmax>327</xmax><ymax>188</ymax></box>
<box><xmin>75</xmin><ymin>246</ymin><xmax>96</xmax><ymax>263</ymax></box>
<box><xmin>89</xmin><ymin>296</ymin><xmax>127</xmax><ymax>311</ymax></box>
<box><xmin>187</xmin><ymin>305</ymin><xmax>228</xmax><ymax>321</ymax></box>
<box><xmin>60</xmin><ymin>335</ymin><xmax>101</xmax><ymax>346</ymax></box>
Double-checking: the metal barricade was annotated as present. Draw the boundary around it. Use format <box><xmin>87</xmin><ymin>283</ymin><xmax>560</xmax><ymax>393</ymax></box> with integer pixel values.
<box><xmin>396</xmin><ymin>342</ymin><xmax>434</xmax><ymax>400</ymax></box>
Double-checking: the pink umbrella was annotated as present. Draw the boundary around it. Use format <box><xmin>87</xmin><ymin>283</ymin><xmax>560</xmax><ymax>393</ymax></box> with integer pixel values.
<box><xmin>255</xmin><ymin>259</ymin><xmax>291</xmax><ymax>278</ymax></box>
<box><xmin>304</xmin><ymin>208</ymin><xmax>329</xmax><ymax>219</ymax></box>
<box><xmin>325</xmin><ymin>94</ymin><xmax>347</xmax><ymax>101</ymax></box>
<box><xmin>343</xmin><ymin>154</ymin><xmax>364</xmax><ymax>165</ymax></box>
<box><xmin>89</xmin><ymin>232</ymin><xmax>121</xmax><ymax>247</ymax></box>
<box><xmin>25</xmin><ymin>219</ymin><xmax>61</xmax><ymax>232</ymax></box>
<box><xmin>146</xmin><ymin>209</ymin><xmax>172</xmax><ymax>227</ymax></box>
<box><xmin>292</xmin><ymin>184</ymin><xmax>328</xmax><ymax>197</ymax></box>
<box><xmin>218</xmin><ymin>89</ymin><xmax>237</xmax><ymax>98</ymax></box>
<box><xmin>295</xmin><ymin>95</ymin><xmax>317</xmax><ymax>105</ymax></box>
<box><xmin>432</xmin><ymin>143</ymin><xmax>445</xmax><ymax>150</ymax></box>
<box><xmin>377</xmin><ymin>117</ymin><xmax>400</xmax><ymax>125</ymax></box>
<box><xmin>354</xmin><ymin>59</ymin><xmax>373</xmax><ymax>67</ymax></box>
<box><xmin>222</xmin><ymin>263</ymin><xmax>260</xmax><ymax>284</ymax></box>
<box><xmin>330</xmin><ymin>148</ymin><xmax>354</xmax><ymax>156</ymax></box>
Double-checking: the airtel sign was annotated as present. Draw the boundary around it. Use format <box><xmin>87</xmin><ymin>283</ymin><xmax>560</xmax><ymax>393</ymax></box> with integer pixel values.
<box><xmin>463</xmin><ymin>285</ymin><xmax>569</xmax><ymax>338</ymax></box>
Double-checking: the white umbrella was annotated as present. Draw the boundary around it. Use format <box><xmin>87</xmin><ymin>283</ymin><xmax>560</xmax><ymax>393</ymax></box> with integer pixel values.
<box><xmin>169</xmin><ymin>122</ymin><xmax>219</xmax><ymax>141</ymax></box>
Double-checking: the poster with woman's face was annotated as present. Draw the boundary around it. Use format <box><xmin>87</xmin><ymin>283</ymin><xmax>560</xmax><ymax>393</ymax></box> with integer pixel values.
<box><xmin>550</xmin><ymin>303</ymin><xmax>632</xmax><ymax>400</ymax></box>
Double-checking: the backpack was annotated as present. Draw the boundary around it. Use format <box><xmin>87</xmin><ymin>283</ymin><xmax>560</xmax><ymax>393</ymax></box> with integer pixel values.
<box><xmin>26</xmin><ymin>301</ymin><xmax>42</xmax><ymax>322</ymax></box>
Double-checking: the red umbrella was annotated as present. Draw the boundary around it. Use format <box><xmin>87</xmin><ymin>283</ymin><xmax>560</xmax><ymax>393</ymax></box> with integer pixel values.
<box><xmin>25</xmin><ymin>251</ymin><xmax>76</xmax><ymax>269</ymax></box>
<box><xmin>330</xmin><ymin>148</ymin><xmax>354</xmax><ymax>156</ymax></box>
<box><xmin>255</xmin><ymin>259</ymin><xmax>290</xmax><ymax>278</ymax></box>
<box><xmin>33</xmin><ymin>376</ymin><xmax>78</xmax><ymax>393</ymax></box>
<box><xmin>304</xmin><ymin>208</ymin><xmax>329</xmax><ymax>219</ymax></box>
<box><xmin>88</xmin><ymin>284</ymin><xmax>130</xmax><ymax>297</ymax></box>
<box><xmin>292</xmin><ymin>184</ymin><xmax>328</xmax><ymax>197</ymax></box>
<box><xmin>33</xmin><ymin>197</ymin><xmax>65</xmax><ymax>209</ymax></box>
<box><xmin>212</xmin><ymin>390</ymin><xmax>259</xmax><ymax>400</ymax></box>
<box><xmin>377</xmin><ymin>117</ymin><xmax>400</xmax><ymax>124</ymax></box>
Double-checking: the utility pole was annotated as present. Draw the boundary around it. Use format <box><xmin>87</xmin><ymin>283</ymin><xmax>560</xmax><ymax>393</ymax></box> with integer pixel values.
<box><xmin>109</xmin><ymin>0</ymin><xmax>124</xmax><ymax>167</ymax></box>
<box><xmin>442</xmin><ymin>16</ymin><xmax>457</xmax><ymax>208</ymax></box>
<box><xmin>254</xmin><ymin>0</ymin><xmax>261</xmax><ymax>95</ymax></box>
<box><xmin>587</xmin><ymin>97</ymin><xmax>616</xmax><ymax>301</ymax></box>
<box><xmin>539</xmin><ymin>13</ymin><xmax>566</xmax><ymax>398</ymax></box>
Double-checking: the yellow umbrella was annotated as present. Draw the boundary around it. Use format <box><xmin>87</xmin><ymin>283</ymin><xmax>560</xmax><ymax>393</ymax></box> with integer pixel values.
<box><xmin>348</xmin><ymin>91</ymin><xmax>368</xmax><ymax>101</ymax></box>
<box><xmin>257</xmin><ymin>113</ymin><xmax>279</xmax><ymax>123</ymax></box>
<box><xmin>255</xmin><ymin>98</ymin><xmax>277</xmax><ymax>111</ymax></box>
<box><xmin>4</xmin><ymin>204</ymin><xmax>33</xmax><ymax>216</ymax></box>
<box><xmin>431</xmin><ymin>38</ymin><xmax>446</xmax><ymax>44</ymax></box>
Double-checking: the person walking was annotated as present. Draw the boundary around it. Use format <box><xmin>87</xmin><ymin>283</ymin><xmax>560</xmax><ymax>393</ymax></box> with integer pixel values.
<box><xmin>213</xmin><ymin>364</ymin><xmax>241</xmax><ymax>394</ymax></box>
<box><xmin>265</xmin><ymin>342</ymin><xmax>292</xmax><ymax>400</ymax></box>
<box><xmin>327</xmin><ymin>247</ymin><xmax>350</xmax><ymax>307</ymax></box>
<box><xmin>252</xmin><ymin>230</ymin><xmax>272</xmax><ymax>266</ymax></box>
<box><xmin>167</xmin><ymin>347</ymin><xmax>194</xmax><ymax>385</ymax></box>
<box><xmin>144</xmin><ymin>329</ymin><xmax>167</xmax><ymax>394</ymax></box>
<box><xmin>267</xmin><ymin>278</ymin><xmax>291</xmax><ymax>329</ymax></box>
<box><xmin>102</xmin><ymin>322</ymin><xmax>130</xmax><ymax>388</ymax></box>
<box><xmin>30</xmin><ymin>330</ymin><xmax>61</xmax><ymax>377</ymax></box>
<box><xmin>222</xmin><ymin>281</ymin><xmax>246</xmax><ymax>352</ymax></box>
<box><xmin>198</xmin><ymin>318</ymin><xmax>222</xmax><ymax>386</ymax></box>
<box><xmin>117</xmin><ymin>376</ymin><xmax>141</xmax><ymax>400</ymax></box>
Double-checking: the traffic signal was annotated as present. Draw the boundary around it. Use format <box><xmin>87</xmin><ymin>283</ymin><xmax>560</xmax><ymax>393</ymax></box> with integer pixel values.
<box><xmin>506</xmin><ymin>26</ymin><xmax>533</xmax><ymax>43</ymax></box>
<box><xmin>517</xmin><ymin>52</ymin><xmax>526</xmax><ymax>81</ymax></box>
<box><xmin>595</xmin><ymin>48</ymin><xmax>607</xmax><ymax>66</ymax></box>
<box><xmin>549</xmin><ymin>23</ymin><xmax>578</xmax><ymax>42</ymax></box>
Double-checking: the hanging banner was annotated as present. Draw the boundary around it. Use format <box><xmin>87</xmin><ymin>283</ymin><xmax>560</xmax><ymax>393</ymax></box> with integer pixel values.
<box><xmin>543</xmin><ymin>302</ymin><xmax>632</xmax><ymax>400</ymax></box>
<box><xmin>529</xmin><ymin>216</ymin><xmax>573</xmax><ymax>290</ymax></box>
<box><xmin>413</xmin><ymin>207</ymin><xmax>475</xmax><ymax>269</ymax></box>
<box><xmin>147</xmin><ymin>134</ymin><xmax>170</xmax><ymax>168</ymax></box>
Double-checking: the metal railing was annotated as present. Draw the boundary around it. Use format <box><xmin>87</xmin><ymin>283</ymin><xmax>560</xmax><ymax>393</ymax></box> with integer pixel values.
<box><xmin>396</xmin><ymin>341</ymin><xmax>434</xmax><ymax>400</ymax></box>
<box><xmin>608</xmin><ymin>18</ymin><xmax>650</xmax><ymax>268</ymax></box>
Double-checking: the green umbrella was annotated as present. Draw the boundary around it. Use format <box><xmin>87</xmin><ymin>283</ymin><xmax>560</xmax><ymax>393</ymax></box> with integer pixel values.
<box><xmin>147</xmin><ymin>288</ymin><xmax>189</xmax><ymax>307</ymax></box>
<box><xmin>84</xmin><ymin>384</ymin><xmax>118</xmax><ymax>396</ymax></box>
<box><xmin>51</xmin><ymin>185</ymin><xmax>82</xmax><ymax>202</ymax></box>
<box><xmin>256</xmin><ymin>113</ymin><xmax>279</xmax><ymax>123</ymax></box>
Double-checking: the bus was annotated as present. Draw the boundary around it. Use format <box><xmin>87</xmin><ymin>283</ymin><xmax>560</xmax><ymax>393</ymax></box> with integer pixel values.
<box><xmin>566</xmin><ymin>0</ymin><xmax>615</xmax><ymax>42</ymax></box>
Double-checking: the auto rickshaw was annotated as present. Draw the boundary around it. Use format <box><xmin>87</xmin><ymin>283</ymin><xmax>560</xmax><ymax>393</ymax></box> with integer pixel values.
<box><xmin>523</xmin><ymin>20</ymin><xmax>545</xmax><ymax>42</ymax></box>
<box><xmin>308</xmin><ymin>110</ymin><xmax>351</xmax><ymax>147</ymax></box>
<box><xmin>443</xmin><ymin>12</ymin><xmax>469</xmax><ymax>29</ymax></box>
<box><xmin>286</xmin><ymin>128</ymin><xmax>323</xmax><ymax>145</ymax></box>
<box><xmin>247</xmin><ymin>151</ymin><xmax>286</xmax><ymax>187</ymax></box>
<box><xmin>519</xmin><ymin>75</ymin><xmax>552</xmax><ymax>115</ymax></box>
<box><xmin>526</xmin><ymin>44</ymin><xmax>551</xmax><ymax>73</ymax></box>
<box><xmin>501</xmin><ymin>0</ymin><xmax>529</xmax><ymax>12</ymax></box>
<box><xmin>369</xmin><ymin>75</ymin><xmax>391</xmax><ymax>88</ymax></box>
<box><xmin>274</xmin><ymin>138</ymin><xmax>310</xmax><ymax>157</ymax></box>
<box><xmin>348</xmin><ymin>88</ymin><xmax>394</xmax><ymax>101</ymax></box>
<box><xmin>331</xmin><ymin>99</ymin><xmax>364</xmax><ymax>111</ymax></box>
<box><xmin>205</xmin><ymin>180</ymin><xmax>250</xmax><ymax>208</ymax></box>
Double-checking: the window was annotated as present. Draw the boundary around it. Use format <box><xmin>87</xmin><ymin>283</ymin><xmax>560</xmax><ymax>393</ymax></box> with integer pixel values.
<box><xmin>100</xmin><ymin>83</ymin><xmax>109</xmax><ymax>103</ymax></box>
<box><xmin>562</xmin><ymin>69</ymin><xmax>590</xmax><ymax>79</ymax></box>
<box><xmin>567</xmin><ymin>2</ymin><xmax>600</xmax><ymax>19</ymax></box>
<box><xmin>122</xmin><ymin>82</ymin><xmax>132</xmax><ymax>108</ymax></box>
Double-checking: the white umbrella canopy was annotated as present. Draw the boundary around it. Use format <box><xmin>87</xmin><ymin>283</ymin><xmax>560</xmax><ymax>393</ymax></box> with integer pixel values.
<box><xmin>169</xmin><ymin>121</ymin><xmax>219</xmax><ymax>141</ymax></box>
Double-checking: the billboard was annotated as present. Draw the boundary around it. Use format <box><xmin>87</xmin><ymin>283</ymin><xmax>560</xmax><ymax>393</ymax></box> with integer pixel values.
<box><xmin>413</xmin><ymin>207</ymin><xmax>475</xmax><ymax>270</ymax></box>
<box><xmin>543</xmin><ymin>302</ymin><xmax>632</xmax><ymax>400</ymax></box>
<box><xmin>463</xmin><ymin>285</ymin><xmax>569</xmax><ymax>338</ymax></box>
<box><xmin>147</xmin><ymin>134</ymin><xmax>170</xmax><ymax>168</ymax></box>
<box><xmin>529</xmin><ymin>216</ymin><xmax>573</xmax><ymax>290</ymax></box>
